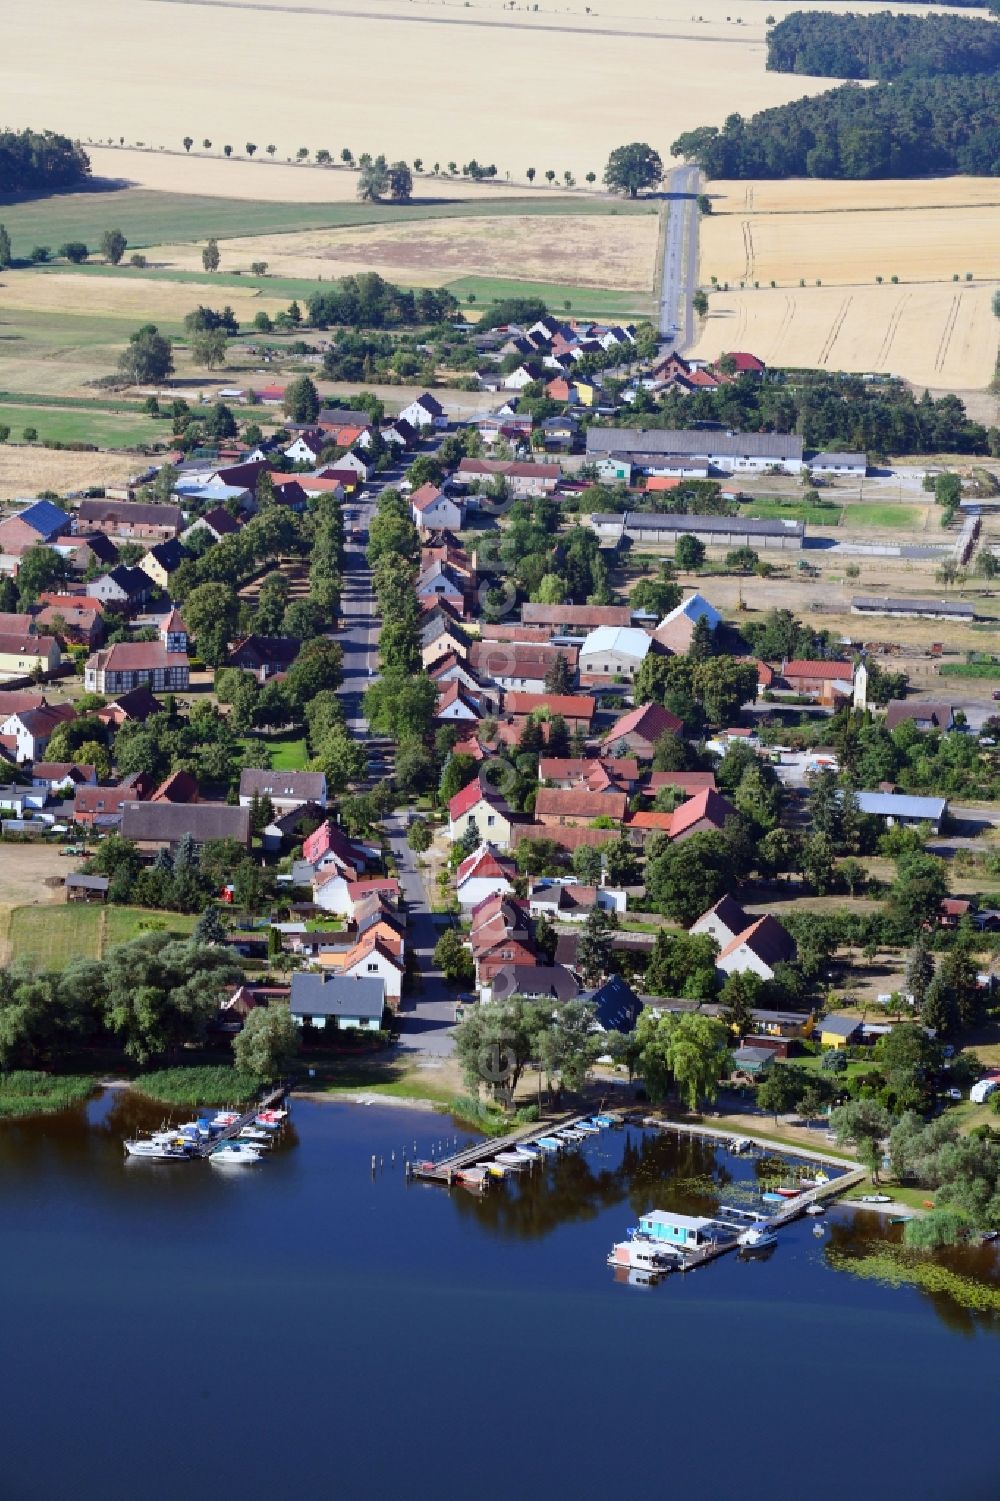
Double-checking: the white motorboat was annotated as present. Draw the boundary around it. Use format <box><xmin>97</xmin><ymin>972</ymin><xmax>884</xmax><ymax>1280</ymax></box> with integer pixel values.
<box><xmin>574</xmin><ymin>1121</ymin><xmax>600</xmax><ymax>1135</ymax></box>
<box><xmin>608</xmin><ymin>1239</ymin><xmax>675</xmax><ymax>1274</ymax></box>
<box><xmin>812</xmin><ymin>1223</ymin><xmax>826</xmax><ymax>1238</ymax></box>
<box><xmin>238</xmin><ymin>1127</ymin><xmax>272</xmax><ymax>1144</ymax></box>
<box><xmin>805</xmin><ymin>1203</ymin><xmax>825</xmax><ymax>1217</ymax></box>
<box><xmin>730</xmin><ymin>1137</ymin><xmax>752</xmax><ymax>1154</ymax></box>
<box><xmin>210</xmin><ymin>1143</ymin><xmax>262</xmax><ymax>1167</ymax></box>
<box><xmin>124</xmin><ymin>1136</ymin><xmax>192</xmax><ymax>1160</ymax></box>
<box><xmin>494</xmin><ymin>1152</ymin><xmax>530</xmax><ymax>1170</ymax></box>
<box><xmin>738</xmin><ymin>1226</ymin><xmax>778</xmax><ymax>1252</ymax></box>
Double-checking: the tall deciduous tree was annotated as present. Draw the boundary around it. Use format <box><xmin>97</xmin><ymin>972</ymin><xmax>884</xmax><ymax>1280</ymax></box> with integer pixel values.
<box><xmin>603</xmin><ymin>141</ymin><xmax>663</xmax><ymax>198</ymax></box>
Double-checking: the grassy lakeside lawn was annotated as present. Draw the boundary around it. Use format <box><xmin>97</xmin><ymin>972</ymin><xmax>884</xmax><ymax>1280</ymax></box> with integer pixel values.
<box><xmin>0</xmin><ymin>403</ymin><xmax>162</xmax><ymax>448</ymax></box>
<box><xmin>0</xmin><ymin>1071</ymin><xmax>98</xmax><ymax>1119</ymax></box>
<box><xmin>6</xmin><ymin>904</ymin><xmax>197</xmax><ymax>969</ymax></box>
<box><xmin>739</xmin><ymin>498</ymin><xmax>843</xmax><ymax>525</ymax></box>
<box><xmin>308</xmin><ymin>1057</ymin><xmax>458</xmax><ymax>1106</ymax></box>
<box><xmin>447</xmin><ymin>273</ymin><xmax>654</xmax><ymax>320</ymax></box>
<box><xmin>0</xmin><ymin>189</ymin><xmax>651</xmax><ymax>258</ymax></box>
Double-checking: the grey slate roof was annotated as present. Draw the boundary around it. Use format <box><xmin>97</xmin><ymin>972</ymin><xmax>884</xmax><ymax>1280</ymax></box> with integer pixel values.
<box><xmin>121</xmin><ymin>801</ymin><xmax>251</xmax><ymax>844</ymax></box>
<box><xmin>586</xmin><ymin>427</ymin><xmax>803</xmax><ymax>461</ymax></box>
<box><xmin>239</xmin><ymin>769</ymin><xmax>327</xmax><ymax>803</ymax></box>
<box><xmin>820</xmin><ymin>1014</ymin><xmax>863</xmax><ymax>1038</ymax></box>
<box><xmin>855</xmin><ymin>791</ymin><xmax>947</xmax><ymax>821</ymax></box>
<box><xmin>289</xmin><ymin>973</ymin><xmax>386</xmax><ymax>1021</ymax></box>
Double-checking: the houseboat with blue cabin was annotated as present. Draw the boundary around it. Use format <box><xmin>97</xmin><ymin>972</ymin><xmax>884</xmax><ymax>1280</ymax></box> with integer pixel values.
<box><xmin>636</xmin><ymin>1211</ymin><xmax>717</xmax><ymax>1249</ymax></box>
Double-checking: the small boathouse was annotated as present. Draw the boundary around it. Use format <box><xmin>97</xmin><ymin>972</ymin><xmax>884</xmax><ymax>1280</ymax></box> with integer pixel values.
<box><xmin>637</xmin><ymin>1211</ymin><xmax>716</xmax><ymax>1248</ymax></box>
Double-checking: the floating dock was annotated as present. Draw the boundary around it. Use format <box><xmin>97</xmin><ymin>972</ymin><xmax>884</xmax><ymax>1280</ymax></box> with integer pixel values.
<box><xmin>409</xmin><ymin>1112</ymin><xmax>615</xmax><ymax>1186</ymax></box>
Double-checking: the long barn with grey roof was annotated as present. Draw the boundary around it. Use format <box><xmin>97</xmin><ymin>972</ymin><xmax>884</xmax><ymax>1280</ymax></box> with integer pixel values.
<box><xmin>588</xmin><ymin>511</ymin><xmax>805</xmax><ymax>551</ymax></box>
<box><xmin>585</xmin><ymin>426</ymin><xmax>804</xmax><ymax>474</ymax></box>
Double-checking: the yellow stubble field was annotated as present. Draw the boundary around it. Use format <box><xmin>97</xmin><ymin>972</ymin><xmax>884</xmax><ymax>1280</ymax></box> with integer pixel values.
<box><xmin>0</xmin><ymin>270</ymin><xmax>287</xmax><ymax>324</ymax></box>
<box><xmin>692</xmin><ymin>177</ymin><xmax>1000</xmax><ymax>389</ymax></box>
<box><xmin>140</xmin><ymin>214</ymin><xmax>661</xmax><ymax>291</ymax></box>
<box><xmin>2</xmin><ymin>0</ymin><xmax>853</xmax><ymax>185</ymax></box>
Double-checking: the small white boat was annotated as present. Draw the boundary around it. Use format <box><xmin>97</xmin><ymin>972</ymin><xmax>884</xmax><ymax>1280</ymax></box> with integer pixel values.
<box><xmin>210</xmin><ymin>1143</ymin><xmax>262</xmax><ymax>1167</ymax></box>
<box><xmin>730</xmin><ymin>1137</ymin><xmax>752</xmax><ymax>1154</ymax></box>
<box><xmin>812</xmin><ymin>1223</ymin><xmax>826</xmax><ymax>1238</ymax></box>
<box><xmin>495</xmin><ymin>1152</ymin><xmax>530</xmax><ymax>1170</ymax></box>
<box><xmin>535</xmin><ymin>1137</ymin><xmax>563</xmax><ymax>1153</ymax></box>
<box><xmin>805</xmin><ymin>1203</ymin><xmax>825</xmax><ymax>1217</ymax></box>
<box><xmin>574</xmin><ymin>1121</ymin><xmax>600</xmax><ymax>1136</ymax></box>
<box><xmin>739</xmin><ymin>1226</ymin><xmax>778</xmax><ymax>1252</ymax></box>
<box><xmin>238</xmin><ymin>1127</ymin><xmax>272</xmax><ymax>1144</ymax></box>
<box><xmin>482</xmin><ymin>1161</ymin><xmax>510</xmax><ymax>1178</ymax></box>
<box><xmin>608</xmin><ymin>1239</ymin><xmax>674</xmax><ymax>1274</ymax></box>
<box><xmin>557</xmin><ymin>1129</ymin><xmax>586</xmax><ymax>1143</ymax></box>
<box><xmin>124</xmin><ymin>1136</ymin><xmax>192</xmax><ymax>1160</ymax></box>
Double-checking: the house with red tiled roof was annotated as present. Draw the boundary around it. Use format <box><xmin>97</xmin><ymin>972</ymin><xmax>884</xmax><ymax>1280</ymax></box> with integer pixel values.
<box><xmin>435</xmin><ymin>680</ymin><xmax>483</xmax><ymax>723</ymax></box>
<box><xmin>780</xmin><ymin>660</ymin><xmax>854</xmax><ymax>701</ymax></box>
<box><xmin>624</xmin><ymin>810</ymin><xmax>674</xmax><ymax>838</ymax></box>
<box><xmin>455</xmin><ymin>842</ymin><xmax>515</xmax><ymax>910</ymax></box>
<box><xmin>315</xmin><ymin>931</ymin><xmax>404</xmax><ymax>1004</ymax></box>
<box><xmin>151</xmin><ymin>770</ymin><xmax>199</xmax><ymax>804</ymax></box>
<box><xmin>410</xmin><ymin>484</ymin><xmax>463</xmax><ymax>533</ymax></box>
<box><xmin>647</xmin><ymin>770</ymin><xmax>717</xmax><ymax>795</ymax></box>
<box><xmin>448</xmin><ymin>777</ymin><xmax>514</xmax><ymax>848</ymax></box>
<box><xmin>73</xmin><ymin>771</ymin><xmax>155</xmax><ymax>827</ymax></box>
<box><xmin>470</xmin><ymin>640</ymin><xmax>577</xmax><ymax>694</ymax></box>
<box><xmin>31</xmin><ymin>762</ymin><xmax>97</xmax><ymax>791</ymax></box>
<box><xmin>534</xmin><ymin>787</ymin><xmax>627</xmax><ymax>828</ymax></box>
<box><xmin>504</xmin><ymin>692</ymin><xmax>594</xmax><ymax>731</ymax></box>
<box><xmin>469</xmin><ymin>893</ymin><xmax>539</xmax><ymax>986</ymax></box>
<box><xmin>669</xmin><ymin>787</ymin><xmax>738</xmax><ymax>841</ymax></box>
<box><xmin>604</xmin><ymin>702</ymin><xmax>683</xmax><ymax>760</ymax></box>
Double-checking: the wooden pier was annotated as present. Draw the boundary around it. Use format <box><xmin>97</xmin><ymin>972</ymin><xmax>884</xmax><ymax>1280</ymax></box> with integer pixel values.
<box><xmin>409</xmin><ymin>1112</ymin><xmax>611</xmax><ymax>1184</ymax></box>
<box><xmin>191</xmin><ymin>1084</ymin><xmax>289</xmax><ymax>1157</ymax></box>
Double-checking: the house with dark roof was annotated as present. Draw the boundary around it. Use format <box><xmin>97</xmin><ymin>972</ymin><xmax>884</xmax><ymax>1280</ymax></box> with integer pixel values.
<box><xmin>582</xmin><ymin>974</ymin><xmax>643</xmax><ymax>1033</ymax></box>
<box><xmin>78</xmin><ymin>498</ymin><xmax>183</xmax><ymax>540</ymax></box>
<box><xmin>73</xmin><ymin>771</ymin><xmax>155</xmax><ymax>826</ymax></box>
<box><xmin>288</xmin><ymin>973</ymin><xmax>386</xmax><ymax>1031</ymax></box>
<box><xmin>489</xmin><ymin>963</ymin><xmax>578</xmax><ymax>1004</ymax></box>
<box><xmin>717</xmin><ymin>915</ymin><xmax>796</xmax><ymax>982</ymax></box>
<box><xmin>181</xmin><ymin>506</ymin><xmax>241</xmax><ymax>546</ymax></box>
<box><xmin>399</xmin><ymin>391</ymin><xmax>446</xmax><ymax>430</ymax></box>
<box><xmin>121</xmin><ymin>800</ymin><xmax>251</xmax><ymax>849</ymax></box>
<box><xmin>97</xmin><ymin>685</ymin><xmax>162</xmax><ymax>726</ymax></box>
<box><xmin>238</xmin><ymin>768</ymin><xmax>328</xmax><ymax>812</ymax></box>
<box><xmin>139</xmin><ymin>538</ymin><xmax>189</xmax><ymax>591</ymax></box>
<box><xmin>883</xmin><ymin>700</ymin><xmax>954</xmax><ymax>733</ymax></box>
<box><xmin>226</xmin><ymin>635</ymin><xmax>301</xmax><ymax>682</ymax></box>
<box><xmin>0</xmin><ymin>701</ymin><xmax>75</xmax><ymax>760</ymax></box>
<box><xmin>89</xmin><ymin>566</ymin><xmax>155</xmax><ymax>610</ymax></box>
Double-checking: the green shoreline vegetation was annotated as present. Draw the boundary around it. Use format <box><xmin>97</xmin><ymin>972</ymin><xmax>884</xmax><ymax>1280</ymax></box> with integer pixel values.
<box><xmin>0</xmin><ymin>1071</ymin><xmax>98</xmax><ymax>1118</ymax></box>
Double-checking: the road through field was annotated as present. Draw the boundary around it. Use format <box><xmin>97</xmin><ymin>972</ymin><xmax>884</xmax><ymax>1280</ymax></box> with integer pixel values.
<box><xmin>659</xmin><ymin>163</ymin><xmax>701</xmax><ymax>347</ymax></box>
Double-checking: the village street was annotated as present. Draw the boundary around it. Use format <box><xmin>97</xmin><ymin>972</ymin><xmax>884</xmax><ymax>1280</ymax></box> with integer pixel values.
<box><xmin>336</xmin><ymin>448</ymin><xmax>459</xmax><ymax>1059</ymax></box>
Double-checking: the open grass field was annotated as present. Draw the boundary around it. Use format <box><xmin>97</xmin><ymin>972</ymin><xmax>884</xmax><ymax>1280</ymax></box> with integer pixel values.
<box><xmin>4</xmin><ymin>903</ymin><xmax>197</xmax><ymax>969</ymax></box>
<box><xmin>846</xmin><ymin>502</ymin><xmax>924</xmax><ymax>529</ymax></box>
<box><xmin>0</xmin><ymin>267</ymin><xmax>286</xmax><ymax>326</ymax></box>
<box><xmin>739</xmin><ymin>498</ymin><xmax>843</xmax><ymax>525</ymax></box>
<box><xmin>689</xmin><ymin>281</ymin><xmax>999</xmax><ymax>391</ymax></box>
<box><xmin>0</xmin><ymin>404</ymin><xmax>162</xmax><ymax>448</ymax></box>
<box><xmin>239</xmin><ymin>734</ymin><xmax>311</xmax><ymax>771</ymax></box>
<box><xmin>141</xmin><ymin>212</ymin><xmax>660</xmax><ymax>294</ymax></box>
<box><xmin>1</xmin><ymin>0</ymin><xmax>853</xmax><ymax>188</ymax></box>
<box><xmin>0</xmin><ymin>179</ymin><xmax>652</xmax><ymax>261</ymax></box>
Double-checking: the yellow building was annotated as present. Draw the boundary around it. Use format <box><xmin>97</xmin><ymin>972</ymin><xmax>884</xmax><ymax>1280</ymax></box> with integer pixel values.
<box><xmin>0</xmin><ymin>632</ymin><xmax>60</xmax><ymax>683</ymax></box>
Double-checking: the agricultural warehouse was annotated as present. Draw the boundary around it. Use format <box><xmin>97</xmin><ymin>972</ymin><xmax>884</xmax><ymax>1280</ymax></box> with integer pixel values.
<box><xmin>588</xmin><ymin>512</ymin><xmax>805</xmax><ymax>550</ymax></box>
<box><xmin>585</xmin><ymin>427</ymin><xmax>805</xmax><ymax>474</ymax></box>
<box><xmin>851</xmin><ymin>596</ymin><xmax>977</xmax><ymax>621</ymax></box>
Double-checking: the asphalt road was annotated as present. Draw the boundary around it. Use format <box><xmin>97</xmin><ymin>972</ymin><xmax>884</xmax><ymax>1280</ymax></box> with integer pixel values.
<box><xmin>658</xmin><ymin>162</ymin><xmax>701</xmax><ymax>348</ymax></box>
<box><xmin>334</xmin><ymin>448</ymin><xmax>459</xmax><ymax>1056</ymax></box>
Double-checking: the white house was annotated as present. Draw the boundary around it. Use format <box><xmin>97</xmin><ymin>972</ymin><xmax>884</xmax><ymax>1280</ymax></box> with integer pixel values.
<box><xmin>690</xmin><ymin>894</ymin><xmax>796</xmax><ymax>982</ymax></box>
<box><xmin>410</xmin><ymin>484</ymin><xmax>464</xmax><ymax>532</ymax></box>
<box><xmin>399</xmin><ymin>392</ymin><xmax>446</xmax><ymax>430</ymax></box>
<box><xmin>448</xmin><ymin>777</ymin><xmax>514</xmax><ymax>849</ymax></box>
<box><xmin>455</xmin><ymin>842</ymin><xmax>515</xmax><ymax>911</ymax></box>
<box><xmin>578</xmin><ymin>625</ymin><xmax>652</xmax><ymax>682</ymax></box>
<box><xmin>238</xmin><ymin>768</ymin><xmax>328</xmax><ymax>813</ymax></box>
<box><xmin>284</xmin><ymin>433</ymin><xmax>326</xmax><ymax>465</ymax></box>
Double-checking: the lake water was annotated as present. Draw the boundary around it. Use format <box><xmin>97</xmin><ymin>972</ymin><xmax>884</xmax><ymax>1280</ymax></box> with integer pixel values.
<box><xmin>2</xmin><ymin>1092</ymin><xmax>999</xmax><ymax>1501</ymax></box>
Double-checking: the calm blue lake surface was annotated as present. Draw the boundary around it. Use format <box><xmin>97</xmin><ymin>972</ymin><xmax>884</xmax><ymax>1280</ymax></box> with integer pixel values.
<box><xmin>2</xmin><ymin>1092</ymin><xmax>998</xmax><ymax>1501</ymax></box>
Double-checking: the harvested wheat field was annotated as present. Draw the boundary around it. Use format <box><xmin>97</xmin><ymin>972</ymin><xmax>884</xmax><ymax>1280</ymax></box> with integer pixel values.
<box><xmin>0</xmin><ymin>269</ymin><xmax>286</xmax><ymax>324</ymax></box>
<box><xmin>707</xmin><ymin>177</ymin><xmax>1000</xmax><ymax>218</ymax></box>
<box><xmin>5</xmin><ymin>0</ymin><xmax>844</xmax><ymax>185</ymax></box>
<box><xmin>701</xmin><ymin>196</ymin><xmax>1000</xmax><ymax>287</ymax></box>
<box><xmin>0</xmin><ymin>446</ymin><xmax>138</xmax><ymax>501</ymax></box>
<box><xmin>84</xmin><ymin>147</ymin><xmax>538</xmax><ymax>204</ymax></box>
<box><xmin>689</xmin><ymin>282</ymin><xmax>1000</xmax><ymax>390</ymax></box>
<box><xmin>143</xmin><ymin>214</ymin><xmax>660</xmax><ymax>291</ymax></box>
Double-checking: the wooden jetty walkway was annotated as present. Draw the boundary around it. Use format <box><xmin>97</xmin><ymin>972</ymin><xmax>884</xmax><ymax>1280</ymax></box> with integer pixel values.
<box><xmin>191</xmin><ymin>1083</ymin><xmax>289</xmax><ymax>1158</ymax></box>
<box><xmin>410</xmin><ymin>1111</ymin><xmax>605</xmax><ymax>1184</ymax></box>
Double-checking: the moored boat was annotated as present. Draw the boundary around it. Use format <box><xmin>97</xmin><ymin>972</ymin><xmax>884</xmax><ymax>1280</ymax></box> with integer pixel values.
<box><xmin>739</xmin><ymin>1225</ymin><xmax>778</xmax><ymax>1252</ymax></box>
<box><xmin>495</xmin><ymin>1152</ymin><xmax>530</xmax><ymax>1170</ymax></box>
<box><xmin>805</xmin><ymin>1203</ymin><xmax>825</xmax><ymax>1217</ymax></box>
<box><xmin>210</xmin><ymin>1143</ymin><xmax>263</xmax><ymax>1167</ymax></box>
<box><xmin>608</xmin><ymin>1238</ymin><xmax>675</xmax><ymax>1275</ymax></box>
<box><xmin>535</xmin><ymin>1137</ymin><xmax>563</xmax><ymax>1153</ymax></box>
<box><xmin>761</xmin><ymin>1191</ymin><xmax>785</xmax><ymax>1204</ymax></box>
